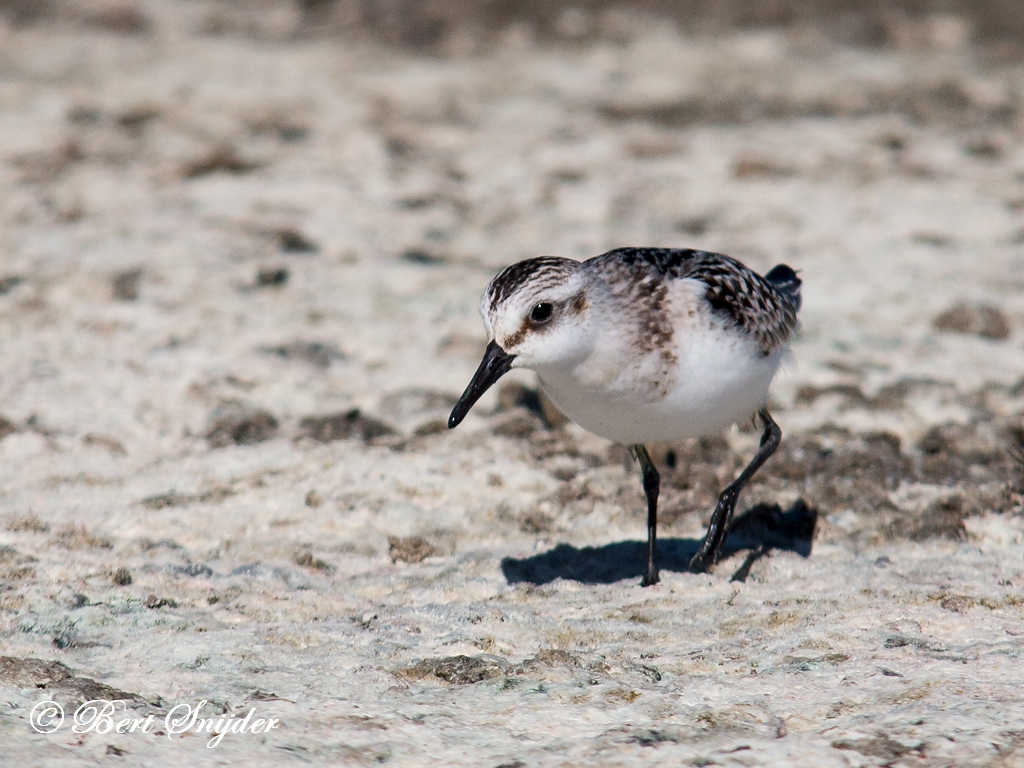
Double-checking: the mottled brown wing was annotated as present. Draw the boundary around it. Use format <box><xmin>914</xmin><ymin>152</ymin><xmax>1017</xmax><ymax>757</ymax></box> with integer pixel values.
<box><xmin>592</xmin><ymin>247</ymin><xmax>801</xmax><ymax>355</ymax></box>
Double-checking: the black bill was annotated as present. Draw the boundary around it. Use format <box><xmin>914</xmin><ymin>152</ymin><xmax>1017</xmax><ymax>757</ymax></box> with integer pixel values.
<box><xmin>448</xmin><ymin>340</ymin><xmax>516</xmax><ymax>429</ymax></box>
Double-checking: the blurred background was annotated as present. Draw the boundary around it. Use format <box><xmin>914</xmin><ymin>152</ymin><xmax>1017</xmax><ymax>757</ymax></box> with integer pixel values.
<box><xmin>4</xmin><ymin>0</ymin><xmax>1023</xmax><ymax>50</ymax></box>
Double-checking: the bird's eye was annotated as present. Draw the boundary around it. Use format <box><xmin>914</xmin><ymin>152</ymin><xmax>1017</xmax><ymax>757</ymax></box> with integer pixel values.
<box><xmin>530</xmin><ymin>302</ymin><xmax>554</xmax><ymax>324</ymax></box>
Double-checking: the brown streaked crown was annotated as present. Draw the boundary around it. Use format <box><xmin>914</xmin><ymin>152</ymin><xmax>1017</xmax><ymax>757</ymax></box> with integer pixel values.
<box><xmin>485</xmin><ymin>256</ymin><xmax>580</xmax><ymax>313</ymax></box>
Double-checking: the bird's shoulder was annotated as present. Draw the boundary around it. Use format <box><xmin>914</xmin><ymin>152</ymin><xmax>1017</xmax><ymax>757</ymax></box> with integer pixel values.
<box><xmin>586</xmin><ymin>247</ymin><xmax>801</xmax><ymax>354</ymax></box>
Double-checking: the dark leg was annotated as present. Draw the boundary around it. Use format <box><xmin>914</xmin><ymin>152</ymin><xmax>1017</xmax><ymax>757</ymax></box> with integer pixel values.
<box><xmin>689</xmin><ymin>409</ymin><xmax>781</xmax><ymax>573</ymax></box>
<box><xmin>632</xmin><ymin>444</ymin><xmax>660</xmax><ymax>587</ymax></box>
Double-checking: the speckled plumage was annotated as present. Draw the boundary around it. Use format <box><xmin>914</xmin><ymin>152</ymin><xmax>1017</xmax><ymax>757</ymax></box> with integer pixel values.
<box><xmin>452</xmin><ymin>246</ymin><xmax>802</xmax><ymax>584</ymax></box>
<box><xmin>591</xmin><ymin>247</ymin><xmax>801</xmax><ymax>357</ymax></box>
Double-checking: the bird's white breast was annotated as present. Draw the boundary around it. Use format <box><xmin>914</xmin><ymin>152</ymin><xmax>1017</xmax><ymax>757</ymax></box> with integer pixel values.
<box><xmin>533</xmin><ymin>279</ymin><xmax>784</xmax><ymax>445</ymax></box>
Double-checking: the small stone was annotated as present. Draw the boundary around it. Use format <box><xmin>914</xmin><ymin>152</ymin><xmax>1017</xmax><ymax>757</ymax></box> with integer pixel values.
<box><xmin>940</xmin><ymin>594</ymin><xmax>974</xmax><ymax>613</ymax></box>
<box><xmin>519</xmin><ymin>512</ymin><xmax>553</xmax><ymax>534</ymax></box>
<box><xmin>206</xmin><ymin>406</ymin><xmax>279</xmax><ymax>448</ymax></box>
<box><xmin>413</xmin><ymin>419</ymin><xmax>447</xmax><ymax>437</ymax></box>
<box><xmin>400</xmin><ymin>249</ymin><xmax>445</xmax><ymax>265</ymax></box>
<box><xmin>492</xmin><ymin>410</ymin><xmax>542</xmax><ymax>439</ymax></box>
<box><xmin>933</xmin><ymin>302</ymin><xmax>1010</xmax><ymax>340</ymax></box>
<box><xmin>0</xmin><ymin>417</ymin><xmax>17</xmax><ymax>441</ymax></box>
<box><xmin>388</xmin><ymin>535</ymin><xmax>436</xmax><ymax>564</ymax></box>
<box><xmin>274</xmin><ymin>228</ymin><xmax>319</xmax><ymax>253</ymax></box>
<box><xmin>255</xmin><ymin>267</ymin><xmax>289</xmax><ymax>287</ymax></box>
<box><xmin>297</xmin><ymin>409</ymin><xmax>396</xmax><ymax>443</ymax></box>
<box><xmin>0</xmin><ymin>275</ymin><xmax>24</xmax><ymax>294</ymax></box>
<box><xmin>401</xmin><ymin>655</ymin><xmax>510</xmax><ymax>685</ymax></box>
<box><xmin>260</xmin><ymin>341</ymin><xmax>344</xmax><ymax>368</ymax></box>
<box><xmin>294</xmin><ymin>551</ymin><xmax>335</xmax><ymax>573</ymax></box>
<box><xmin>111</xmin><ymin>268</ymin><xmax>142</xmax><ymax>301</ymax></box>
<box><xmin>144</xmin><ymin>594</ymin><xmax>177</xmax><ymax>609</ymax></box>
<box><xmin>181</xmin><ymin>144</ymin><xmax>259</xmax><ymax>179</ymax></box>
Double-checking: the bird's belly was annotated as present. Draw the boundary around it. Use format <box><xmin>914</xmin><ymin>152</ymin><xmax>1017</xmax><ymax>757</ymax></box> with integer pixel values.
<box><xmin>538</xmin><ymin>338</ymin><xmax>783</xmax><ymax>445</ymax></box>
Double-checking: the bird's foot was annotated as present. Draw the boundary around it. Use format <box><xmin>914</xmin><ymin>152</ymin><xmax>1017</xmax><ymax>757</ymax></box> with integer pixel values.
<box><xmin>641</xmin><ymin>569</ymin><xmax>660</xmax><ymax>587</ymax></box>
<box><xmin>688</xmin><ymin>550</ymin><xmax>715</xmax><ymax>574</ymax></box>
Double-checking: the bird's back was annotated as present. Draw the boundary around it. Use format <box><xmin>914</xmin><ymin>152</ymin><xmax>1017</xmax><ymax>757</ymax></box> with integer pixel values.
<box><xmin>587</xmin><ymin>248</ymin><xmax>800</xmax><ymax>357</ymax></box>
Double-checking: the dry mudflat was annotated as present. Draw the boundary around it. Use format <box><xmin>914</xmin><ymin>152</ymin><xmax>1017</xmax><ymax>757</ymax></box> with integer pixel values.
<box><xmin>2</xmin><ymin>5</ymin><xmax>1024</xmax><ymax>766</ymax></box>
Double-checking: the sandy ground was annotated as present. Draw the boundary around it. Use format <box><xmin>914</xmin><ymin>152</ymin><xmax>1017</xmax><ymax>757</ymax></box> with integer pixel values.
<box><xmin>2</xmin><ymin>5</ymin><xmax>1024</xmax><ymax>766</ymax></box>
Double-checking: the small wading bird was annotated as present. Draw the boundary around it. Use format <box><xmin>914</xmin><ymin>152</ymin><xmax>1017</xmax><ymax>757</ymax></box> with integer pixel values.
<box><xmin>448</xmin><ymin>248</ymin><xmax>800</xmax><ymax>586</ymax></box>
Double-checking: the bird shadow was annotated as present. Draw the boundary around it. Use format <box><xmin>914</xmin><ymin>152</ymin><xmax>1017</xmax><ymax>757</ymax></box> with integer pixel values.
<box><xmin>501</xmin><ymin>499</ymin><xmax>817</xmax><ymax>586</ymax></box>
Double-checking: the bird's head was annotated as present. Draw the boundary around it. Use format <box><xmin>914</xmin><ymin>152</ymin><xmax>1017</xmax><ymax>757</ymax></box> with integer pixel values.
<box><xmin>448</xmin><ymin>256</ymin><xmax>594</xmax><ymax>428</ymax></box>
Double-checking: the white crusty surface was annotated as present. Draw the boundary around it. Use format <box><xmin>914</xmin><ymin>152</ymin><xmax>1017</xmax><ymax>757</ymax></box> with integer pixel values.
<box><xmin>2</xmin><ymin>7</ymin><xmax>1024</xmax><ymax>767</ymax></box>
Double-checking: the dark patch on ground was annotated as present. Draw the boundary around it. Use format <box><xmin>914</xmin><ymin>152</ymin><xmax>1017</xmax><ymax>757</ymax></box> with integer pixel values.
<box><xmin>0</xmin><ymin>656</ymin><xmax>149</xmax><ymax>708</ymax></box>
<box><xmin>400</xmin><ymin>655</ymin><xmax>510</xmax><ymax>685</ymax></box>
<box><xmin>254</xmin><ymin>267</ymin><xmax>289</xmax><ymax>287</ymax></box>
<box><xmin>794</xmin><ymin>377</ymin><xmax>958</xmax><ymax>412</ymax></box>
<box><xmin>297</xmin><ymin>1</ymin><xmax>1024</xmax><ymax>55</ymax></box>
<box><xmin>172</xmin><ymin>562</ymin><xmax>214</xmax><ymax>578</ymax></box>
<box><xmin>206</xmin><ymin>405</ymin><xmax>279</xmax><ymax>447</ymax></box>
<box><xmin>181</xmin><ymin>144</ymin><xmax>260</xmax><ymax>179</ymax></box>
<box><xmin>933</xmin><ymin>301</ymin><xmax>1010</xmax><ymax>339</ymax></box>
<box><xmin>116</xmin><ymin>104</ymin><xmax>160</xmax><ymax>133</ymax></box>
<box><xmin>250</xmin><ymin>113</ymin><xmax>310</xmax><ymax>143</ymax></box>
<box><xmin>13</xmin><ymin>139</ymin><xmax>83</xmax><ymax>183</ymax></box>
<box><xmin>734</xmin><ymin>154</ymin><xmax>798</xmax><ymax>179</ymax></box>
<box><xmin>514</xmin><ymin>648</ymin><xmax>583</xmax><ymax>672</ymax></box>
<box><xmin>297</xmin><ymin>409</ymin><xmax>397</xmax><ymax>442</ymax></box>
<box><xmin>660</xmin><ymin>435</ymin><xmax>739</xmax><ymax>521</ymax></box>
<box><xmin>294</xmin><ymin>551</ymin><xmax>336</xmax><ymax>573</ymax></box>
<box><xmin>82</xmin><ymin>5</ymin><xmax>152</xmax><ymax>35</ymax></box>
<box><xmin>51</xmin><ymin>524</ymin><xmax>113</xmax><ymax>550</ymax></box>
<box><xmin>492</xmin><ymin>409</ymin><xmax>545</xmax><ymax>439</ymax></box>
<box><xmin>768</xmin><ymin>428</ymin><xmax>909</xmax><ymax>490</ymax></box>
<box><xmin>519</xmin><ymin>511</ymin><xmax>554</xmax><ymax>534</ymax></box>
<box><xmin>5</xmin><ymin>513</ymin><xmax>49</xmax><ymax>532</ymax></box>
<box><xmin>139</xmin><ymin>486</ymin><xmax>234</xmax><ymax>509</ymax></box>
<box><xmin>144</xmin><ymin>594</ymin><xmax>178</xmax><ymax>609</ymax></box>
<box><xmin>894</xmin><ymin>495</ymin><xmax>968</xmax><ymax>541</ymax></box>
<box><xmin>940</xmin><ymin>593</ymin><xmax>975</xmax><ymax>612</ymax></box>
<box><xmin>388</xmin><ymin>535</ymin><xmax>436</xmax><ymax>564</ymax></box>
<box><xmin>0</xmin><ymin>546</ymin><xmax>36</xmax><ymax>582</ymax></box>
<box><xmin>497</xmin><ymin>382</ymin><xmax>544</xmax><ymax>419</ymax></box>
<box><xmin>260</xmin><ymin>340</ymin><xmax>344</xmax><ymax>368</ymax></box>
<box><xmin>496</xmin><ymin>382</ymin><xmax>568</xmax><ymax>429</ymax></box>
<box><xmin>273</xmin><ymin>227</ymin><xmax>319</xmax><ymax>253</ymax></box>
<box><xmin>913</xmin><ymin>231</ymin><xmax>955</xmax><ymax>247</ymax></box>
<box><xmin>0</xmin><ymin>275</ymin><xmax>24</xmax><ymax>294</ymax></box>
<box><xmin>832</xmin><ymin>734</ymin><xmax>923</xmax><ymax>761</ymax></box>
<box><xmin>0</xmin><ymin>415</ymin><xmax>18</xmax><ymax>441</ymax></box>
<box><xmin>746</xmin><ymin>420</ymin><xmax>1023</xmax><ymax>544</ymax></box>
<box><xmin>400</xmin><ymin>249</ymin><xmax>446</xmax><ymax>265</ymax></box>
<box><xmin>83</xmin><ymin>433</ymin><xmax>127</xmax><ymax>454</ymax></box>
<box><xmin>915</xmin><ymin>421</ymin><xmax>1014</xmax><ymax>484</ymax></box>
<box><xmin>598</xmin><ymin>78</ymin><xmax>1017</xmax><ymax>131</ymax></box>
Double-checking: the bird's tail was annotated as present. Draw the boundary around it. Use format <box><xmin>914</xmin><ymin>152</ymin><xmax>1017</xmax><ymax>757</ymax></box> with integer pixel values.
<box><xmin>765</xmin><ymin>264</ymin><xmax>801</xmax><ymax>312</ymax></box>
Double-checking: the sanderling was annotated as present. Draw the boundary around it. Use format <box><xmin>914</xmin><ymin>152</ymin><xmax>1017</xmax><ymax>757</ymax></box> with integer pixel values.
<box><xmin>448</xmin><ymin>247</ymin><xmax>801</xmax><ymax>586</ymax></box>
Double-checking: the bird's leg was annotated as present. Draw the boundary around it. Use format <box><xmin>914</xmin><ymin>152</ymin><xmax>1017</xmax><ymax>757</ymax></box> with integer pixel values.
<box><xmin>689</xmin><ymin>409</ymin><xmax>781</xmax><ymax>573</ymax></box>
<box><xmin>632</xmin><ymin>444</ymin><xmax>660</xmax><ymax>587</ymax></box>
